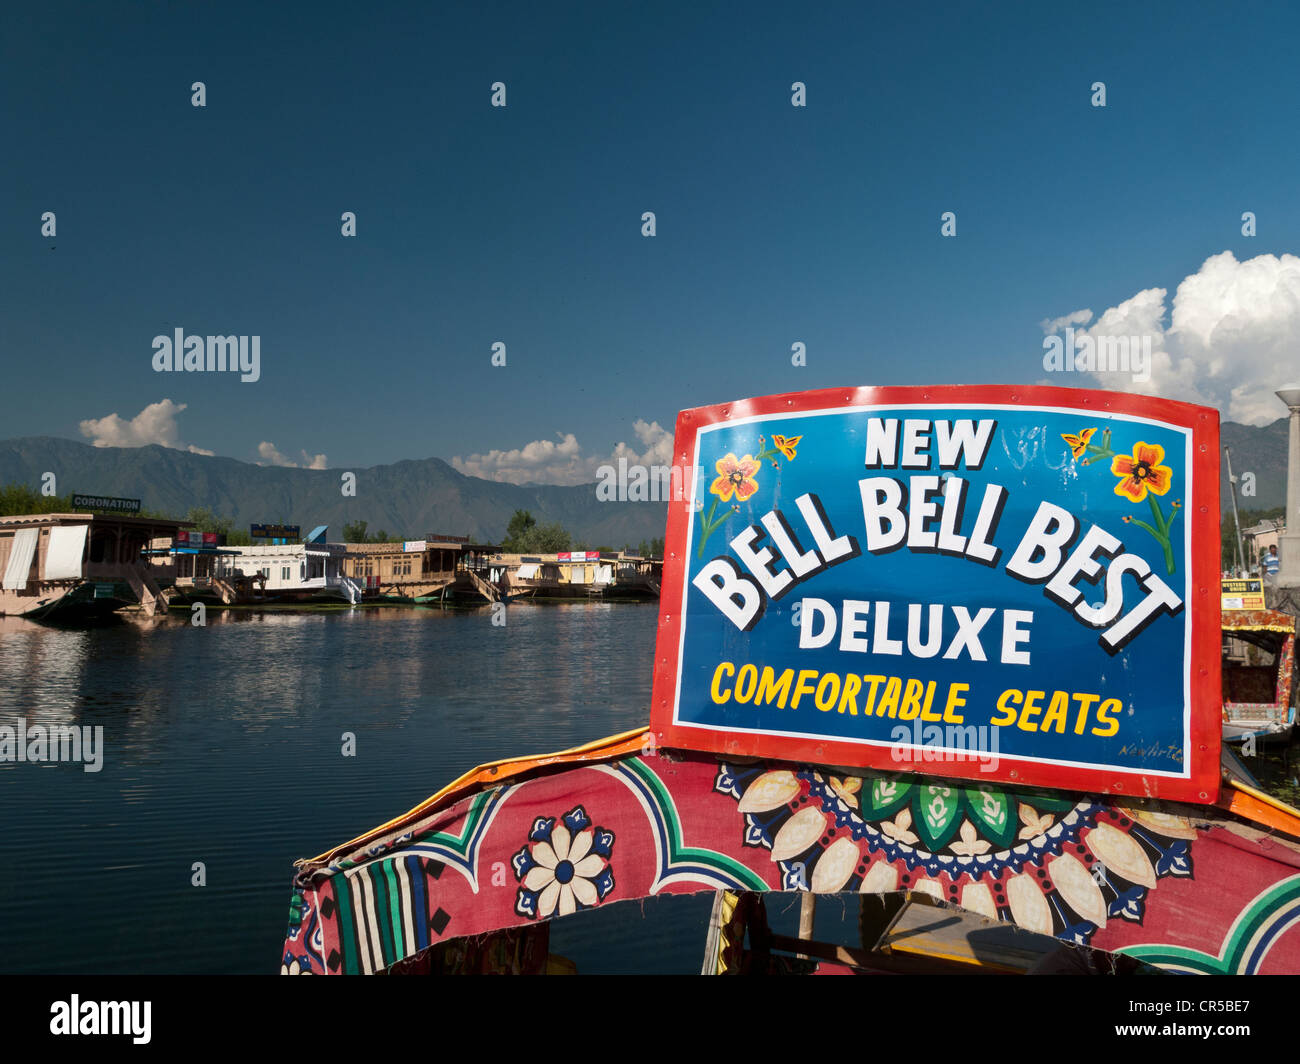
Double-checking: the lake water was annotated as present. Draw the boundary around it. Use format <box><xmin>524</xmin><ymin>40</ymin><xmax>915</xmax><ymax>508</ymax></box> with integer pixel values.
<box><xmin>4</xmin><ymin>602</ymin><xmax>1295</xmax><ymax>974</ymax></box>
<box><xmin>0</xmin><ymin>602</ymin><xmax>728</xmax><ymax>974</ymax></box>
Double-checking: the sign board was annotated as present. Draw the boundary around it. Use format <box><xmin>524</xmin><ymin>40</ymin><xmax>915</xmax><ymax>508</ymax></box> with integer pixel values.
<box><xmin>650</xmin><ymin>385</ymin><xmax>1221</xmax><ymax>803</ymax></box>
<box><xmin>73</xmin><ymin>493</ymin><xmax>140</xmax><ymax>514</ymax></box>
<box><xmin>403</xmin><ymin>540</ymin><xmax>427</xmax><ymax>553</ymax></box>
<box><xmin>175</xmin><ymin>531</ymin><xmax>221</xmax><ymax>547</ymax></box>
<box><xmin>251</xmin><ymin>524</ymin><xmax>300</xmax><ymax>540</ymax></box>
<box><xmin>1221</xmin><ymin>578</ymin><xmax>1265</xmax><ymax>611</ymax></box>
<box><xmin>558</xmin><ymin>551</ymin><xmax>601</xmax><ymax>562</ymax></box>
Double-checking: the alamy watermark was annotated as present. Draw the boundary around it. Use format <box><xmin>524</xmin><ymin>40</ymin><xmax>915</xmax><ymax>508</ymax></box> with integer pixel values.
<box><xmin>889</xmin><ymin>717</ymin><xmax>1000</xmax><ymax>773</ymax></box>
<box><xmin>1042</xmin><ymin>327</ymin><xmax>1151</xmax><ymax>384</ymax></box>
<box><xmin>596</xmin><ymin>458</ymin><xmax>701</xmax><ymax>509</ymax></box>
<box><xmin>0</xmin><ymin>719</ymin><xmax>104</xmax><ymax>772</ymax></box>
<box><xmin>151</xmin><ymin>327</ymin><xmax>260</xmax><ymax>382</ymax></box>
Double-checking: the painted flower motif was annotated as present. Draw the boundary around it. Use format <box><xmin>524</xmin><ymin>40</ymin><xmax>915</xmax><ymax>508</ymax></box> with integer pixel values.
<box><xmin>1111</xmin><ymin>442</ymin><xmax>1173</xmax><ymax>503</ymax></box>
<box><xmin>950</xmin><ymin>819</ymin><xmax>992</xmax><ymax>856</ymax></box>
<box><xmin>1017</xmin><ymin>802</ymin><xmax>1055</xmax><ymax>840</ymax></box>
<box><xmin>1061</xmin><ymin>427</ymin><xmax>1097</xmax><ymax>460</ymax></box>
<box><xmin>881</xmin><ymin>806</ymin><xmax>919</xmax><ymax>846</ymax></box>
<box><xmin>829</xmin><ymin>776</ymin><xmax>861</xmax><ymax>809</ymax></box>
<box><xmin>771</xmin><ymin>434</ymin><xmax>803</xmax><ymax>461</ymax></box>
<box><xmin>720</xmin><ymin>763</ymin><xmax>1195</xmax><ymax>950</ymax></box>
<box><xmin>710</xmin><ymin>453</ymin><xmax>761</xmax><ymax>503</ymax></box>
<box><xmin>513</xmin><ymin>806</ymin><xmax>614</xmax><ymax>920</ymax></box>
<box><xmin>280</xmin><ymin>956</ymin><xmax>310</xmax><ymax>975</ymax></box>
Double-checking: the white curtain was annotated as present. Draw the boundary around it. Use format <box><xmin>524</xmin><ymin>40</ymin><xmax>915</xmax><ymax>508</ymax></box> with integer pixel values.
<box><xmin>2</xmin><ymin>528</ymin><xmax>39</xmax><ymax>590</ymax></box>
<box><xmin>44</xmin><ymin>525</ymin><xmax>89</xmax><ymax>581</ymax></box>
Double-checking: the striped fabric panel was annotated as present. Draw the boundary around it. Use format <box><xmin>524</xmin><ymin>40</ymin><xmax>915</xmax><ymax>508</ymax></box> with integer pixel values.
<box><xmin>338</xmin><ymin>857</ymin><xmax>432</xmax><ymax>973</ymax></box>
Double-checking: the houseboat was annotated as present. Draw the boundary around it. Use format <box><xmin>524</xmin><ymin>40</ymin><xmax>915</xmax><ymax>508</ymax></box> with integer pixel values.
<box><xmin>343</xmin><ymin>535</ymin><xmax>499</xmax><ymax>604</ymax></box>
<box><xmin>503</xmin><ymin>551</ymin><xmax>662</xmax><ymax>600</ymax></box>
<box><xmin>224</xmin><ymin>527</ymin><xmax>360</xmax><ymax>605</ymax></box>
<box><xmin>0</xmin><ymin>511</ymin><xmax>189</xmax><ymax>621</ymax></box>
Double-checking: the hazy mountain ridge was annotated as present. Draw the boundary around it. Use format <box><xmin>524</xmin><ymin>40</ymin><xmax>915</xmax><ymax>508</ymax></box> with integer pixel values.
<box><xmin>0</xmin><ymin>437</ymin><xmax>669</xmax><ymax>546</ymax></box>
<box><xmin>0</xmin><ymin>417</ymin><xmax>1288</xmax><ymax>545</ymax></box>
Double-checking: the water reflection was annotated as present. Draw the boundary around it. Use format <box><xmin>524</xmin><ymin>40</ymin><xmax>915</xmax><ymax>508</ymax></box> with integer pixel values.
<box><xmin>0</xmin><ymin>603</ymin><xmax>658</xmax><ymax>972</ymax></box>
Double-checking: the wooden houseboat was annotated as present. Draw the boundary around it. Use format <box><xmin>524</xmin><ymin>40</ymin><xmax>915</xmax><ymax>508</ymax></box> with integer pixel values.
<box><xmin>0</xmin><ymin>511</ymin><xmax>189</xmax><ymax>621</ymax></box>
<box><xmin>343</xmin><ymin>535</ymin><xmax>499</xmax><ymax>604</ymax></box>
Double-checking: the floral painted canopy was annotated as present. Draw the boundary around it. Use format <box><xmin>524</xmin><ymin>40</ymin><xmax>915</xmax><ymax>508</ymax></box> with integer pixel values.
<box><xmin>282</xmin><ymin>729</ymin><xmax>1300</xmax><ymax>975</ymax></box>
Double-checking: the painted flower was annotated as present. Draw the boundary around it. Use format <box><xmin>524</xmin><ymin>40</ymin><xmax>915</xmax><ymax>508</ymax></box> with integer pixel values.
<box><xmin>513</xmin><ymin>807</ymin><xmax>614</xmax><ymax>920</ymax></box>
<box><xmin>1061</xmin><ymin>427</ymin><xmax>1096</xmax><ymax>460</ymax></box>
<box><xmin>710</xmin><ymin>453</ymin><xmax>761</xmax><ymax>503</ymax></box>
<box><xmin>829</xmin><ymin>776</ymin><xmax>861</xmax><ymax>809</ymax></box>
<box><xmin>1017</xmin><ymin>802</ymin><xmax>1055</xmax><ymax>840</ymax></box>
<box><xmin>280</xmin><ymin>956</ymin><xmax>310</xmax><ymax>975</ymax></box>
<box><xmin>771</xmin><ymin>434</ymin><xmax>802</xmax><ymax>461</ymax></box>
<box><xmin>880</xmin><ymin>806</ymin><xmax>919</xmax><ymax>846</ymax></box>
<box><xmin>1111</xmin><ymin>442</ymin><xmax>1173</xmax><ymax>503</ymax></box>
<box><xmin>950</xmin><ymin>819</ymin><xmax>992</xmax><ymax>856</ymax></box>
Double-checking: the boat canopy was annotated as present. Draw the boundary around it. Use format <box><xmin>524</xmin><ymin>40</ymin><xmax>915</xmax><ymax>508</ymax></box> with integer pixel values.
<box><xmin>282</xmin><ymin>729</ymin><xmax>1300</xmax><ymax>976</ymax></box>
<box><xmin>1223</xmin><ymin>609</ymin><xmax>1295</xmax><ymax>634</ymax></box>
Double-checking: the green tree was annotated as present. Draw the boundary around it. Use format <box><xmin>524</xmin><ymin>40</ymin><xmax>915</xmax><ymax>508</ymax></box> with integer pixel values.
<box><xmin>501</xmin><ymin>510</ymin><xmax>538</xmax><ymax>551</ymax></box>
<box><xmin>343</xmin><ymin>520</ymin><xmax>369</xmax><ymax>543</ymax></box>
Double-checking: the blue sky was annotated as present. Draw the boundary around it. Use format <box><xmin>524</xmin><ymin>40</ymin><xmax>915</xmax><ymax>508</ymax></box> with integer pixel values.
<box><xmin>3</xmin><ymin>1</ymin><xmax>1298</xmax><ymax>482</ymax></box>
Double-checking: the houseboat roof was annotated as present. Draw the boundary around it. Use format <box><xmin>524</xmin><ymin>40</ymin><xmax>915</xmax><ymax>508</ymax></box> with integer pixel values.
<box><xmin>0</xmin><ymin>512</ymin><xmax>192</xmax><ymax>530</ymax></box>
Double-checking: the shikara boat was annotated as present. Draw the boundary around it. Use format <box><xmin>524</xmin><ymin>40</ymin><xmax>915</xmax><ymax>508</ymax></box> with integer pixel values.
<box><xmin>281</xmin><ymin>384</ymin><xmax>1300</xmax><ymax>974</ymax></box>
<box><xmin>280</xmin><ymin>728</ymin><xmax>1300</xmax><ymax>975</ymax></box>
<box><xmin>1222</xmin><ymin>610</ymin><xmax>1296</xmax><ymax>744</ymax></box>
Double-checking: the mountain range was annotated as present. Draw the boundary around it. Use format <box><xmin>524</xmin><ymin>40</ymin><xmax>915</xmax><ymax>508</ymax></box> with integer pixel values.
<box><xmin>0</xmin><ymin>416</ymin><xmax>1290</xmax><ymax>545</ymax></box>
<box><xmin>0</xmin><ymin>437</ymin><xmax>669</xmax><ymax>547</ymax></box>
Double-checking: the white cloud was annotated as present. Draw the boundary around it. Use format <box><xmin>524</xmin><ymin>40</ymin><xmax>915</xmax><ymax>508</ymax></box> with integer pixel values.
<box><xmin>451</xmin><ymin>419</ymin><xmax>674</xmax><ymax>485</ymax></box>
<box><xmin>1040</xmin><ymin>309</ymin><xmax>1093</xmax><ymax>334</ymax></box>
<box><xmin>1044</xmin><ymin>251</ymin><xmax>1300</xmax><ymax>424</ymax></box>
<box><xmin>79</xmin><ymin>399</ymin><xmax>214</xmax><ymax>454</ymax></box>
<box><xmin>257</xmin><ymin>441</ymin><xmax>328</xmax><ymax>469</ymax></box>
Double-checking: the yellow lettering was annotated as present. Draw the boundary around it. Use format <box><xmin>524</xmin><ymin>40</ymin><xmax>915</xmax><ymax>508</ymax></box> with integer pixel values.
<box><xmin>919</xmin><ymin>681</ymin><xmax>941</xmax><ymax>722</ymax></box>
<box><xmin>991</xmin><ymin>689</ymin><xmax>1021</xmax><ymax>727</ymax></box>
<box><xmin>838</xmin><ymin>673</ymin><xmax>862</xmax><ymax>715</ymax></box>
<box><xmin>1091</xmin><ymin>697</ymin><xmax>1121</xmax><ymax>737</ymax></box>
<box><xmin>814</xmin><ymin>673</ymin><xmax>841</xmax><ymax>712</ymax></box>
<box><xmin>1073</xmin><ymin>692</ymin><xmax>1099</xmax><ymax>735</ymax></box>
<box><xmin>711</xmin><ymin>662</ymin><xmax>734</xmax><ymax>705</ymax></box>
<box><xmin>735</xmin><ymin>663</ymin><xmax>758</xmax><ymax>703</ymax></box>
<box><xmin>898</xmin><ymin>678</ymin><xmax>925</xmax><ymax>721</ymax></box>
<box><xmin>861</xmin><ymin>675</ymin><xmax>885</xmax><ymax>715</ymax></box>
<box><xmin>1017</xmin><ymin>690</ymin><xmax>1046</xmax><ymax>732</ymax></box>
<box><xmin>791</xmin><ymin>669</ymin><xmax>819</xmax><ymax>709</ymax></box>
<box><xmin>878</xmin><ymin>676</ymin><xmax>902</xmax><ymax>718</ymax></box>
<box><xmin>1040</xmin><ymin>690</ymin><xmax>1069</xmax><ymax>733</ymax></box>
<box><xmin>943</xmin><ymin>683</ymin><xmax>968</xmax><ymax>724</ymax></box>
<box><xmin>756</xmin><ymin>667</ymin><xmax>794</xmax><ymax>708</ymax></box>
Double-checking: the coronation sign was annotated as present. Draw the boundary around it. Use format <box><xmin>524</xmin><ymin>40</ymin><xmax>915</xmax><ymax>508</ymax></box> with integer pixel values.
<box><xmin>650</xmin><ymin>385</ymin><xmax>1221</xmax><ymax>802</ymax></box>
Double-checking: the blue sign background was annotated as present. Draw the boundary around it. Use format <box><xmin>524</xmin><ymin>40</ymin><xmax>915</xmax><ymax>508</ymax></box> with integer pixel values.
<box><xmin>676</xmin><ymin>404</ymin><xmax>1191</xmax><ymax>776</ymax></box>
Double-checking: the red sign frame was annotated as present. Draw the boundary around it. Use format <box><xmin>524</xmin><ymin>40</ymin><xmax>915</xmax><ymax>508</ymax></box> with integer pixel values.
<box><xmin>649</xmin><ymin>384</ymin><xmax>1222</xmax><ymax>803</ymax></box>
